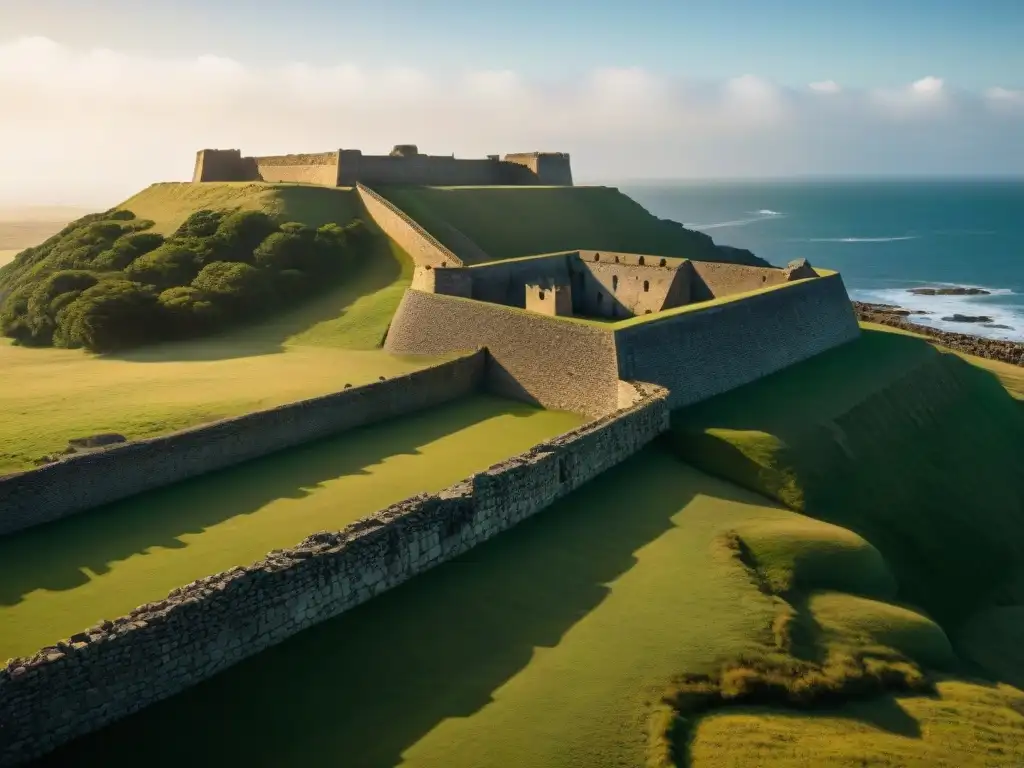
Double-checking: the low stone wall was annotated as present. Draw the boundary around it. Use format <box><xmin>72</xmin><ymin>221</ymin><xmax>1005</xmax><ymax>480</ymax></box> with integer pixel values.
<box><xmin>615</xmin><ymin>274</ymin><xmax>861</xmax><ymax>408</ymax></box>
<box><xmin>385</xmin><ymin>289</ymin><xmax>621</xmax><ymax>417</ymax></box>
<box><xmin>0</xmin><ymin>352</ymin><xmax>485</xmax><ymax>537</ymax></box>
<box><xmin>356</xmin><ymin>184</ymin><xmax>464</xmax><ymax>268</ymax></box>
<box><xmin>0</xmin><ymin>382</ymin><xmax>668</xmax><ymax>766</ymax></box>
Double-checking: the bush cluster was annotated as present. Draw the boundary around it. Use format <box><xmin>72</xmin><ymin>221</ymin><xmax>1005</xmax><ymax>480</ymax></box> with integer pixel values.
<box><xmin>0</xmin><ymin>208</ymin><xmax>372</xmax><ymax>352</ymax></box>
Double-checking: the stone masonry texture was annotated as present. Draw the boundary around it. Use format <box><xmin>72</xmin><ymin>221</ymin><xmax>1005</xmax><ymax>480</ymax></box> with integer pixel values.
<box><xmin>0</xmin><ymin>352</ymin><xmax>486</xmax><ymax>537</ymax></box>
<box><xmin>384</xmin><ymin>289</ymin><xmax>622</xmax><ymax>418</ymax></box>
<box><xmin>0</xmin><ymin>383</ymin><xmax>668</xmax><ymax>766</ymax></box>
<box><xmin>356</xmin><ymin>184</ymin><xmax>464</xmax><ymax>268</ymax></box>
<box><xmin>615</xmin><ymin>274</ymin><xmax>862</xmax><ymax>408</ymax></box>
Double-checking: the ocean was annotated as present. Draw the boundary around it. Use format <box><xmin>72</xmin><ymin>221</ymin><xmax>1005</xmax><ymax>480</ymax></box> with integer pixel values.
<box><xmin>620</xmin><ymin>179</ymin><xmax>1024</xmax><ymax>342</ymax></box>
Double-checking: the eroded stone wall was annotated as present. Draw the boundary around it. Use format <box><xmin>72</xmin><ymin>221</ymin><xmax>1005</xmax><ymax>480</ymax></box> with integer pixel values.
<box><xmin>615</xmin><ymin>274</ymin><xmax>861</xmax><ymax>408</ymax></box>
<box><xmin>356</xmin><ymin>184</ymin><xmax>463</xmax><ymax>268</ymax></box>
<box><xmin>385</xmin><ymin>289</ymin><xmax>621</xmax><ymax>417</ymax></box>
<box><xmin>0</xmin><ymin>353</ymin><xmax>485</xmax><ymax>537</ymax></box>
<box><xmin>0</xmin><ymin>383</ymin><xmax>668</xmax><ymax>767</ymax></box>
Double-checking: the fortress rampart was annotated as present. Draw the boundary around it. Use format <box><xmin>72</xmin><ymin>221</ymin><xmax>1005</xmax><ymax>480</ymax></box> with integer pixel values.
<box><xmin>0</xmin><ymin>382</ymin><xmax>667</xmax><ymax>766</ymax></box>
<box><xmin>193</xmin><ymin>145</ymin><xmax>573</xmax><ymax>188</ymax></box>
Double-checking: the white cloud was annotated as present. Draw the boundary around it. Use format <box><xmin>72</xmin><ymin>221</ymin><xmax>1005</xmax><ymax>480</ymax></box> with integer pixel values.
<box><xmin>809</xmin><ymin>80</ymin><xmax>842</xmax><ymax>94</ymax></box>
<box><xmin>0</xmin><ymin>37</ymin><xmax>1021</xmax><ymax>205</ymax></box>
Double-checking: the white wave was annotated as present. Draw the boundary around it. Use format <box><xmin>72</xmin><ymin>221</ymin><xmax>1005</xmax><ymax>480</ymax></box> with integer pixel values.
<box><xmin>792</xmin><ymin>236</ymin><xmax>920</xmax><ymax>243</ymax></box>
<box><xmin>752</xmin><ymin>209</ymin><xmax>783</xmax><ymax>216</ymax></box>
<box><xmin>687</xmin><ymin>213</ymin><xmax>787</xmax><ymax>230</ymax></box>
<box><xmin>852</xmin><ymin>285</ymin><xmax>1024</xmax><ymax>342</ymax></box>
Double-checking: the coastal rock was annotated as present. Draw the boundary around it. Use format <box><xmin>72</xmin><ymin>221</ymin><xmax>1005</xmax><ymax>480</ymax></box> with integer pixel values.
<box><xmin>941</xmin><ymin>314</ymin><xmax>994</xmax><ymax>324</ymax></box>
<box><xmin>852</xmin><ymin>301</ymin><xmax>1024</xmax><ymax>367</ymax></box>
<box><xmin>908</xmin><ymin>286</ymin><xmax>991</xmax><ymax>296</ymax></box>
<box><xmin>983</xmin><ymin>324</ymin><xmax>1014</xmax><ymax>330</ymax></box>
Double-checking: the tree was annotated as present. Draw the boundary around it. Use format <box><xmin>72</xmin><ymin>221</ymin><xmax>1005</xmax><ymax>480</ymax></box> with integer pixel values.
<box><xmin>252</xmin><ymin>231</ymin><xmax>305</xmax><ymax>271</ymax></box>
<box><xmin>158</xmin><ymin>286</ymin><xmax>222</xmax><ymax>337</ymax></box>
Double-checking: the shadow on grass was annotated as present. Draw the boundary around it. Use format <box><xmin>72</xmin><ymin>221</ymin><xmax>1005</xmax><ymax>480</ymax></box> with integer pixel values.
<box><xmin>668</xmin><ymin>328</ymin><xmax>1024</xmax><ymax>631</ymax></box>
<box><xmin>35</xmin><ymin>448</ymin><xmax>715</xmax><ymax>768</ymax></box>
<box><xmin>102</xmin><ymin>235</ymin><xmax>407</xmax><ymax>363</ymax></box>
<box><xmin>0</xmin><ymin>396</ymin><xmax>530</xmax><ymax>608</ymax></box>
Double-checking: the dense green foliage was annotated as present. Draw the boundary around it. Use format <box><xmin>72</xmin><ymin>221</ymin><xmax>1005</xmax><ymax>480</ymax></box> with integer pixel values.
<box><xmin>0</xmin><ymin>208</ymin><xmax>372</xmax><ymax>352</ymax></box>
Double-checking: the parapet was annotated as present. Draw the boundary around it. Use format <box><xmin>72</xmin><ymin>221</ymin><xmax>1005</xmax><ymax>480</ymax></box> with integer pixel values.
<box><xmin>192</xmin><ymin>145</ymin><xmax>574</xmax><ymax>187</ymax></box>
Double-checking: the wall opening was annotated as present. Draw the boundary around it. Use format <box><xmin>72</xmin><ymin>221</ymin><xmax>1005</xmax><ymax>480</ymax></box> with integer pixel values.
<box><xmin>558</xmin><ymin>456</ymin><xmax>568</xmax><ymax>484</ymax></box>
<box><xmin>538</xmin><ymin>290</ymin><xmax>546</xmax><ymax>300</ymax></box>
<box><xmin>659</xmin><ymin>258</ymin><xmax>667</xmax><ymax>267</ymax></box>
<box><xmin>638</xmin><ymin>256</ymin><xmax>645</xmax><ymax>266</ymax></box>
<box><xmin>614</xmin><ymin>255</ymin><xmax>620</xmax><ymax>263</ymax></box>
<box><xmin>762</xmin><ymin>275</ymin><xmax>768</xmax><ymax>283</ymax></box>
<box><xmin>593</xmin><ymin>253</ymin><xmax>600</xmax><ymax>262</ymax></box>
<box><xmin>441</xmin><ymin>261</ymin><xmax>447</xmax><ymax>268</ymax></box>
<box><xmin>612</xmin><ymin>275</ymin><xmax>619</xmax><ymax>292</ymax></box>
<box><xmin>645</xmin><ymin>309</ymin><xmax>652</xmax><ymax>314</ymax></box>
<box><xmin>643</xmin><ymin>280</ymin><xmax>650</xmax><ymax>292</ymax></box>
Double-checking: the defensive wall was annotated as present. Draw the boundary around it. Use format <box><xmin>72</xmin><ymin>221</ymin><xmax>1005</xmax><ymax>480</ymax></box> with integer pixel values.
<box><xmin>193</xmin><ymin>146</ymin><xmax>573</xmax><ymax>188</ymax></box>
<box><xmin>615</xmin><ymin>272</ymin><xmax>861</xmax><ymax>408</ymax></box>
<box><xmin>0</xmin><ymin>382</ymin><xmax>668</xmax><ymax>766</ymax></box>
<box><xmin>386</xmin><ymin>270</ymin><xmax>862</xmax><ymax>412</ymax></box>
<box><xmin>0</xmin><ymin>353</ymin><xmax>485</xmax><ymax>537</ymax></box>
<box><xmin>385</xmin><ymin>290</ymin><xmax>623</xmax><ymax>417</ymax></box>
<box><xmin>356</xmin><ymin>184</ymin><xmax>465</xmax><ymax>268</ymax></box>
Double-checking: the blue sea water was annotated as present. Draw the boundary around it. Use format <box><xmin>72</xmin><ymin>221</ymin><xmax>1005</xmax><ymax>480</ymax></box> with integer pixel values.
<box><xmin>620</xmin><ymin>180</ymin><xmax>1024</xmax><ymax>341</ymax></box>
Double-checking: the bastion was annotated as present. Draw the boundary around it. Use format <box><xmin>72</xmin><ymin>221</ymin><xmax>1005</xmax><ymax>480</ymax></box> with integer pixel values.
<box><xmin>193</xmin><ymin>144</ymin><xmax>573</xmax><ymax>187</ymax></box>
<box><xmin>386</xmin><ymin>250</ymin><xmax>860</xmax><ymax>414</ymax></box>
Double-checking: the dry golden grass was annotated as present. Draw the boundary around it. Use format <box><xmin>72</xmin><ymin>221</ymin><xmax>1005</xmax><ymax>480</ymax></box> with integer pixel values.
<box><xmin>689</xmin><ymin>678</ymin><xmax>1024</xmax><ymax>767</ymax></box>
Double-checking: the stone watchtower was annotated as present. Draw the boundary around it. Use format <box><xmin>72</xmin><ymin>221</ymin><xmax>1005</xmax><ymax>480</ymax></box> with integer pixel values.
<box><xmin>525</xmin><ymin>280</ymin><xmax>573</xmax><ymax>317</ymax></box>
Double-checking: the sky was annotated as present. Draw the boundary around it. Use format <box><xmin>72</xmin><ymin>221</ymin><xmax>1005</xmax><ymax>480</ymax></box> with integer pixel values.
<box><xmin>1</xmin><ymin>0</ymin><xmax>1023</xmax><ymax>206</ymax></box>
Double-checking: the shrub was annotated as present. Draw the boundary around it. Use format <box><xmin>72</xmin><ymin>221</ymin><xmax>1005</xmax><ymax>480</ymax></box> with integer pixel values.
<box><xmin>174</xmin><ymin>209</ymin><xmax>224</xmax><ymax>239</ymax></box>
<box><xmin>94</xmin><ymin>232</ymin><xmax>166</xmax><ymax>271</ymax></box>
<box><xmin>216</xmin><ymin>210</ymin><xmax>277</xmax><ymax>258</ymax></box>
<box><xmin>55</xmin><ymin>280</ymin><xmax>160</xmax><ymax>352</ymax></box>
<box><xmin>253</xmin><ymin>232</ymin><xmax>306</xmax><ymax>271</ymax></box>
<box><xmin>192</xmin><ymin>261</ymin><xmax>272</xmax><ymax>315</ymax></box>
<box><xmin>126</xmin><ymin>244</ymin><xmax>200</xmax><ymax>289</ymax></box>
<box><xmin>158</xmin><ymin>286</ymin><xmax>222</xmax><ymax>337</ymax></box>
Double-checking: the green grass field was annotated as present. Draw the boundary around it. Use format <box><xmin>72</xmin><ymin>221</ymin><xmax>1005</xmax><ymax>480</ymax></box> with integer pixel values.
<box><xmin>378</xmin><ymin>186</ymin><xmax>754</xmax><ymax>264</ymax></box>
<box><xmin>0</xmin><ymin>394</ymin><xmax>584</xmax><ymax>662</ymax></box>
<box><xmin>0</xmin><ymin>184</ymin><xmax>417</xmax><ymax>474</ymax></box>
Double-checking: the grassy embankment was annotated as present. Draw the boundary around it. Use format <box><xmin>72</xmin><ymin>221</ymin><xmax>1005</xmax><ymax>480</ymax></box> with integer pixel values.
<box><xmin>0</xmin><ymin>183</ymin><xmax>420</xmax><ymax>475</ymax></box>
<box><xmin>378</xmin><ymin>185</ymin><xmax>763</xmax><ymax>265</ymax></box>
<box><xmin>37</xmin><ymin>325</ymin><xmax>1024</xmax><ymax>768</ymax></box>
<box><xmin>0</xmin><ymin>394</ymin><xmax>585</xmax><ymax>662</ymax></box>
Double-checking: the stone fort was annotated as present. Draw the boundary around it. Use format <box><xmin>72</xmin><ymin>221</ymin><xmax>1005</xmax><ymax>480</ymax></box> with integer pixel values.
<box><xmin>0</xmin><ymin>152</ymin><xmax>862</xmax><ymax>765</ymax></box>
<box><xmin>193</xmin><ymin>144</ymin><xmax>574</xmax><ymax>187</ymax></box>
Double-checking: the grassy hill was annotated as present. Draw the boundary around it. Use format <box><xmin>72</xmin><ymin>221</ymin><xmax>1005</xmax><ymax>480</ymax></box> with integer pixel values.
<box><xmin>0</xmin><ymin>183</ymin><xmax>417</xmax><ymax>474</ymax></box>
<box><xmin>118</xmin><ymin>182</ymin><xmax>361</xmax><ymax>235</ymax></box>
<box><xmin>378</xmin><ymin>185</ymin><xmax>767</xmax><ymax>265</ymax></box>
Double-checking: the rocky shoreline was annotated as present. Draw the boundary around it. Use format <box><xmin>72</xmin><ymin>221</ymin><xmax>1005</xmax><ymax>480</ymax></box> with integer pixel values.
<box><xmin>853</xmin><ymin>301</ymin><xmax>1024</xmax><ymax>366</ymax></box>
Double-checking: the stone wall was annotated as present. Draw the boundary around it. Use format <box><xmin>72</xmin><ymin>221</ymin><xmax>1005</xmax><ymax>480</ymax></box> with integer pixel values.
<box><xmin>356</xmin><ymin>184</ymin><xmax>464</xmax><ymax>268</ymax></box>
<box><xmin>0</xmin><ymin>353</ymin><xmax>485</xmax><ymax>537</ymax></box>
<box><xmin>615</xmin><ymin>274</ymin><xmax>861</xmax><ymax>408</ymax></box>
<box><xmin>385</xmin><ymin>289</ymin><xmax>621</xmax><ymax>417</ymax></box>
<box><xmin>687</xmin><ymin>260</ymin><xmax>789</xmax><ymax>301</ymax></box>
<box><xmin>253</xmin><ymin>152</ymin><xmax>341</xmax><ymax>186</ymax></box>
<box><xmin>0</xmin><ymin>383</ymin><xmax>668</xmax><ymax>767</ymax></box>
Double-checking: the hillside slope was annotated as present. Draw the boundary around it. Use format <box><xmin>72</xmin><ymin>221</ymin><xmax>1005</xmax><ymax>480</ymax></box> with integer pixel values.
<box><xmin>379</xmin><ymin>185</ymin><xmax>768</xmax><ymax>265</ymax></box>
<box><xmin>668</xmin><ymin>325</ymin><xmax>1024</xmax><ymax>638</ymax></box>
<box><xmin>118</xmin><ymin>182</ymin><xmax>362</xmax><ymax>235</ymax></box>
